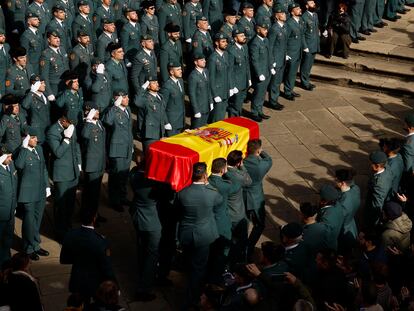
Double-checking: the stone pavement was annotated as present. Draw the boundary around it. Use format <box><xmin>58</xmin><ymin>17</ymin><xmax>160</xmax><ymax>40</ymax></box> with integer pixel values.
<box><xmin>10</xmin><ymin>82</ymin><xmax>413</xmax><ymax>311</ymax></box>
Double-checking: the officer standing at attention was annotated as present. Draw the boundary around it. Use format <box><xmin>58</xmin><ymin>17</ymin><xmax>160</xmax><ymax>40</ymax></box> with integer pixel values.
<box><xmin>188</xmin><ymin>53</ymin><xmax>212</xmax><ymax>129</ymax></box>
<box><xmin>0</xmin><ymin>146</ymin><xmax>18</xmax><ymax>266</ymax></box>
<box><xmin>208</xmin><ymin>32</ymin><xmax>232</xmax><ymax>123</ymax></box>
<box><xmin>0</xmin><ymin>94</ymin><xmax>28</xmax><ymax>155</ymax></box>
<box><xmin>227</xmin><ymin>29</ymin><xmax>251</xmax><ymax>117</ymax></box>
<box><xmin>15</xmin><ymin>132</ymin><xmax>51</xmax><ymax>261</ymax></box>
<box><xmin>21</xmin><ymin>75</ymin><xmax>51</xmax><ymax>146</ymax></box>
<box><xmin>237</xmin><ymin>2</ymin><xmax>256</xmax><ymax>44</ymax></box>
<box><xmin>283</xmin><ymin>3</ymin><xmax>306</xmax><ymax>101</ymax></box>
<box><xmin>46</xmin><ymin>5</ymin><xmax>73</xmax><ymax>53</ymax></box>
<box><xmin>256</xmin><ymin>0</ymin><xmax>273</xmax><ymax>25</ymax></box>
<box><xmin>191</xmin><ymin>16</ymin><xmax>214</xmax><ymax>59</ymax></box>
<box><xmin>249</xmin><ymin>22</ymin><xmax>271</xmax><ymax>122</ymax></box>
<box><xmin>81</xmin><ymin>103</ymin><xmax>106</xmax><ymax>221</ymax></box>
<box><xmin>267</xmin><ymin>6</ymin><xmax>287</xmax><ymax>111</ymax></box>
<box><xmin>159</xmin><ymin>23</ymin><xmax>182</xmax><ymax>83</ymax></box>
<box><xmin>202</xmin><ymin>0</ymin><xmax>223</xmax><ymax>35</ymax></box>
<box><xmin>243</xmin><ymin>139</ymin><xmax>273</xmax><ymax>261</ymax></box>
<box><xmin>20</xmin><ymin>13</ymin><xmax>43</xmax><ymax>76</ymax></box>
<box><xmin>105</xmin><ymin>42</ymin><xmax>128</xmax><ymax>94</ymax></box>
<box><xmin>219</xmin><ymin>8</ymin><xmax>238</xmax><ymax>44</ymax></box>
<box><xmin>140</xmin><ymin>1</ymin><xmax>160</xmax><ymax>52</ymax></box>
<box><xmin>176</xmin><ymin>162</ymin><xmax>222</xmax><ymax>309</ymax></box>
<box><xmin>137</xmin><ymin>78</ymin><xmax>171</xmax><ymax>152</ymax></box>
<box><xmin>300</xmin><ymin>0</ymin><xmax>319</xmax><ymax>91</ymax></box>
<box><xmin>119</xmin><ymin>7</ymin><xmax>141</xmax><ymax>64</ymax></box>
<box><xmin>69</xmin><ymin>31</ymin><xmax>94</xmax><ymax>88</ymax></box>
<box><xmin>93</xmin><ymin>0</ymin><xmax>115</xmax><ymax>36</ymax></box>
<box><xmin>46</xmin><ymin>114</ymin><xmax>81</xmax><ymax>242</ymax></box>
<box><xmin>102</xmin><ymin>91</ymin><xmax>133</xmax><ymax>212</ymax></box>
<box><xmin>95</xmin><ymin>18</ymin><xmax>118</xmax><ymax>63</ymax></box>
<box><xmin>85</xmin><ymin>58</ymin><xmax>111</xmax><ymax>112</ymax></box>
<box><xmin>160</xmin><ymin>62</ymin><xmax>185</xmax><ymax>136</ymax></box>
<box><xmin>6</xmin><ymin>47</ymin><xmax>34</xmax><ymax>99</ymax></box>
<box><xmin>0</xmin><ymin>29</ymin><xmax>11</xmax><ymax>97</ymax></box>
<box><xmin>131</xmin><ymin>35</ymin><xmax>157</xmax><ymax>95</ymax></box>
<box><xmin>72</xmin><ymin>0</ymin><xmax>96</xmax><ymax>45</ymax></box>
<box><xmin>158</xmin><ymin>0</ymin><xmax>183</xmax><ymax>44</ymax></box>
<box><xmin>27</xmin><ymin>0</ymin><xmax>51</xmax><ymax>36</ymax></box>
<box><xmin>182</xmin><ymin>0</ymin><xmax>203</xmax><ymax>45</ymax></box>
<box><xmin>40</xmin><ymin>31</ymin><xmax>70</xmax><ymax>102</ymax></box>
<box><xmin>4</xmin><ymin>0</ymin><xmax>28</xmax><ymax>36</ymax></box>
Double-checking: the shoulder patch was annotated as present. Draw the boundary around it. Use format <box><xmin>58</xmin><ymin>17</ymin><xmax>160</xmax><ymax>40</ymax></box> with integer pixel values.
<box><xmin>70</xmin><ymin>53</ymin><xmax>76</xmax><ymax>60</ymax></box>
<box><xmin>93</xmin><ymin>15</ymin><xmax>97</xmax><ymax>22</ymax></box>
<box><xmin>40</xmin><ymin>60</ymin><xmax>45</xmax><ymax>67</ymax></box>
<box><xmin>5</xmin><ymin>80</ymin><xmax>11</xmax><ymax>87</ymax></box>
<box><xmin>192</xmin><ymin>41</ymin><xmax>198</xmax><ymax>47</ymax></box>
<box><xmin>182</xmin><ymin>10</ymin><xmax>187</xmax><ymax>16</ymax></box>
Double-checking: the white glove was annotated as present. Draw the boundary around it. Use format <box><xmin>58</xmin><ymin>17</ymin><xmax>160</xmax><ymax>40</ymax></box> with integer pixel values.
<box><xmin>47</xmin><ymin>94</ymin><xmax>56</xmax><ymax>101</ymax></box>
<box><xmin>12</xmin><ymin>29</ymin><xmax>19</xmax><ymax>34</ymax></box>
<box><xmin>164</xmin><ymin>123</ymin><xmax>172</xmax><ymax>130</ymax></box>
<box><xmin>233</xmin><ymin>87</ymin><xmax>239</xmax><ymax>94</ymax></box>
<box><xmin>22</xmin><ymin>134</ymin><xmax>30</xmax><ymax>148</ymax></box>
<box><xmin>126</xmin><ymin>62</ymin><xmax>132</xmax><ymax>68</ymax></box>
<box><xmin>270</xmin><ymin>68</ymin><xmax>276</xmax><ymax>75</ymax></box>
<box><xmin>303</xmin><ymin>48</ymin><xmax>309</xmax><ymax>53</ymax></box>
<box><xmin>286</xmin><ymin>55</ymin><xmax>291</xmax><ymax>61</ymax></box>
<box><xmin>259</xmin><ymin>75</ymin><xmax>265</xmax><ymax>81</ymax></box>
<box><xmin>96</xmin><ymin>63</ymin><xmax>105</xmax><ymax>74</ymax></box>
<box><xmin>214</xmin><ymin>96</ymin><xmax>222</xmax><ymax>103</ymax></box>
<box><xmin>46</xmin><ymin>187</ymin><xmax>51</xmax><ymax>198</ymax></box>
<box><xmin>194</xmin><ymin>112</ymin><xmax>201</xmax><ymax>118</ymax></box>
<box><xmin>210</xmin><ymin>103</ymin><xmax>214</xmax><ymax>111</ymax></box>
<box><xmin>229</xmin><ymin>89</ymin><xmax>234</xmax><ymax>97</ymax></box>
<box><xmin>248</xmin><ymin>80</ymin><xmax>252</xmax><ymax>87</ymax></box>
<box><xmin>78</xmin><ymin>164</ymin><xmax>82</xmax><ymax>172</ymax></box>
<box><xmin>63</xmin><ymin>124</ymin><xmax>75</xmax><ymax>138</ymax></box>
<box><xmin>31</xmin><ymin>81</ymin><xmax>41</xmax><ymax>93</ymax></box>
<box><xmin>322</xmin><ymin>30</ymin><xmax>328</xmax><ymax>37</ymax></box>
<box><xmin>141</xmin><ymin>81</ymin><xmax>150</xmax><ymax>89</ymax></box>
<box><xmin>272</xmin><ymin>62</ymin><xmax>276</xmax><ymax>67</ymax></box>
<box><xmin>185</xmin><ymin>38</ymin><xmax>192</xmax><ymax>43</ymax></box>
<box><xmin>86</xmin><ymin>108</ymin><xmax>96</xmax><ymax>121</ymax></box>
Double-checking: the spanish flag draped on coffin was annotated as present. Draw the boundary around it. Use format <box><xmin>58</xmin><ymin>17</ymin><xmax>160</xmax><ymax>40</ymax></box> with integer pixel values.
<box><xmin>146</xmin><ymin>117</ymin><xmax>260</xmax><ymax>192</ymax></box>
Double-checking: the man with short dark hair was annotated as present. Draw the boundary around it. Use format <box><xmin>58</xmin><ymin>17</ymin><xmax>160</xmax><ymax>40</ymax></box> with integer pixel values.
<box><xmin>47</xmin><ymin>5</ymin><xmax>72</xmax><ymax>52</ymax></box>
<box><xmin>20</xmin><ymin>13</ymin><xmax>43</xmax><ymax>75</ymax></box>
<box><xmin>6</xmin><ymin>47</ymin><xmax>34</xmax><ymax>98</ymax></box>
<box><xmin>159</xmin><ymin>23</ymin><xmax>182</xmax><ymax>82</ymax></box>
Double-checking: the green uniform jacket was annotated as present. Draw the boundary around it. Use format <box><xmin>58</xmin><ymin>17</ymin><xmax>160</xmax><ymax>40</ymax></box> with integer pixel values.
<box><xmin>182</xmin><ymin>1</ymin><xmax>202</xmax><ymax>40</ymax></box>
<box><xmin>243</xmin><ymin>152</ymin><xmax>273</xmax><ymax>212</ymax></box>
<box><xmin>129</xmin><ymin>166</ymin><xmax>161</xmax><ymax>232</ymax></box>
<box><xmin>120</xmin><ymin>21</ymin><xmax>141</xmax><ymax>60</ymax></box>
<box><xmin>225</xmin><ymin>166</ymin><xmax>252</xmax><ymax>223</ymax></box>
<box><xmin>5</xmin><ymin>64</ymin><xmax>34</xmax><ymax>99</ymax></box>
<box><xmin>228</xmin><ymin>42</ymin><xmax>251</xmax><ymax>91</ymax></box>
<box><xmin>14</xmin><ymin>145</ymin><xmax>49</xmax><ymax>203</ymax></box>
<box><xmin>137</xmin><ymin>91</ymin><xmax>168</xmax><ymax>140</ymax></box>
<box><xmin>93</xmin><ymin>5</ymin><xmax>115</xmax><ymax>35</ymax></box>
<box><xmin>0</xmin><ymin>163</ymin><xmax>18</xmax><ymax>221</ymax></box>
<box><xmin>401</xmin><ymin>134</ymin><xmax>414</xmax><ymax>173</ymax></box>
<box><xmin>27</xmin><ymin>2</ymin><xmax>51</xmax><ymax>35</ymax></box>
<box><xmin>46</xmin><ymin>18</ymin><xmax>73</xmax><ymax>52</ymax></box>
<box><xmin>301</xmin><ymin>11</ymin><xmax>320</xmax><ymax>53</ymax></box>
<box><xmin>191</xmin><ymin>29</ymin><xmax>213</xmax><ymax>58</ymax></box>
<box><xmin>105</xmin><ymin>58</ymin><xmax>129</xmax><ymax>93</ymax></box>
<box><xmin>21</xmin><ymin>91</ymin><xmax>51</xmax><ymax>143</ymax></box>
<box><xmin>95</xmin><ymin>32</ymin><xmax>118</xmax><ymax>63</ymax></box>
<box><xmin>56</xmin><ymin>89</ymin><xmax>84</xmax><ymax>126</ymax></box>
<box><xmin>202</xmin><ymin>0</ymin><xmax>222</xmax><ymax>33</ymax></box>
<box><xmin>303</xmin><ymin>222</ymin><xmax>332</xmax><ymax>256</ymax></box>
<box><xmin>20</xmin><ymin>29</ymin><xmax>44</xmax><ymax>74</ymax></box>
<box><xmin>72</xmin><ymin>14</ymin><xmax>97</xmax><ymax>44</ymax></box>
<box><xmin>268</xmin><ymin>21</ymin><xmax>287</xmax><ymax>69</ymax></box>
<box><xmin>55</xmin><ymin>0</ymin><xmax>75</xmax><ymax>25</ymax></box>
<box><xmin>140</xmin><ymin>14</ymin><xmax>159</xmax><ymax>44</ymax></box>
<box><xmin>69</xmin><ymin>43</ymin><xmax>94</xmax><ymax>83</ymax></box>
<box><xmin>81</xmin><ymin>120</ymin><xmax>106</xmax><ymax>173</ymax></box>
<box><xmin>286</xmin><ymin>16</ymin><xmax>307</xmax><ymax>61</ymax></box>
<box><xmin>387</xmin><ymin>154</ymin><xmax>404</xmax><ymax>193</ymax></box>
<box><xmin>5</xmin><ymin>0</ymin><xmax>28</xmax><ymax>26</ymax></box>
<box><xmin>208</xmin><ymin>49</ymin><xmax>232</xmax><ymax>101</ymax></box>
<box><xmin>249</xmin><ymin>34</ymin><xmax>271</xmax><ymax>81</ymax></box>
<box><xmin>284</xmin><ymin>242</ymin><xmax>309</xmax><ymax>279</ymax></box>
<box><xmin>159</xmin><ymin>39</ymin><xmax>183</xmax><ymax>82</ymax></box>
<box><xmin>0</xmin><ymin>43</ymin><xmax>11</xmax><ymax>96</ymax></box>
<box><xmin>219</xmin><ymin>23</ymin><xmax>235</xmax><ymax>45</ymax></box>
<box><xmin>177</xmin><ymin>183</ymin><xmax>222</xmax><ymax>247</ymax></box>
<box><xmin>131</xmin><ymin>49</ymin><xmax>158</xmax><ymax>93</ymax></box>
<box><xmin>84</xmin><ymin>71</ymin><xmax>111</xmax><ymax>112</ymax></box>
<box><xmin>102</xmin><ymin>105</ymin><xmax>133</xmax><ymax>159</ymax></box>
<box><xmin>0</xmin><ymin>113</ymin><xmax>28</xmax><ymax>153</ymax></box>
<box><xmin>209</xmin><ymin>174</ymin><xmax>241</xmax><ymax>240</ymax></box>
<box><xmin>338</xmin><ymin>184</ymin><xmax>360</xmax><ymax>240</ymax></box>
<box><xmin>158</xmin><ymin>2</ymin><xmax>183</xmax><ymax>44</ymax></box>
<box><xmin>274</xmin><ymin>0</ymin><xmax>294</xmax><ymax>13</ymax></box>
<box><xmin>46</xmin><ymin>121</ymin><xmax>81</xmax><ymax>182</ymax></box>
<box><xmin>255</xmin><ymin>4</ymin><xmax>272</xmax><ymax>25</ymax></box>
<box><xmin>188</xmin><ymin>68</ymin><xmax>212</xmax><ymax>115</ymax></box>
<box><xmin>159</xmin><ymin>77</ymin><xmax>185</xmax><ymax>133</ymax></box>
<box><xmin>317</xmin><ymin>202</ymin><xmax>344</xmax><ymax>250</ymax></box>
<box><xmin>237</xmin><ymin>16</ymin><xmax>256</xmax><ymax>43</ymax></box>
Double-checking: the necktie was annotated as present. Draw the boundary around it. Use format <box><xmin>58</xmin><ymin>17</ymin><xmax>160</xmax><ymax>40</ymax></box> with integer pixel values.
<box><xmin>125</xmin><ymin>109</ymin><xmax>129</xmax><ymax>118</ymax></box>
<box><xmin>0</xmin><ymin>47</ymin><xmax>5</xmax><ymax>56</ymax></box>
<box><xmin>41</xmin><ymin>5</ymin><xmax>46</xmax><ymax>12</ymax></box>
<box><xmin>57</xmin><ymin>48</ymin><xmax>61</xmax><ymax>55</ymax></box>
<box><xmin>32</xmin><ymin>149</ymin><xmax>40</xmax><ymax>160</ymax></box>
<box><xmin>203</xmin><ymin>72</ymin><xmax>207</xmax><ymax>80</ymax></box>
<box><xmin>5</xmin><ymin>165</ymin><xmax>10</xmax><ymax>173</ymax></box>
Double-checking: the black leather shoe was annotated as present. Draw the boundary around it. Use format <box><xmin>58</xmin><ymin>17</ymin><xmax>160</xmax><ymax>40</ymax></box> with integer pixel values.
<box><xmin>29</xmin><ymin>253</ymin><xmax>40</xmax><ymax>261</ymax></box>
<box><xmin>135</xmin><ymin>292</ymin><xmax>157</xmax><ymax>302</ymax></box>
<box><xmin>284</xmin><ymin>93</ymin><xmax>295</xmax><ymax>101</ymax></box>
<box><xmin>36</xmin><ymin>248</ymin><xmax>49</xmax><ymax>256</ymax></box>
<box><xmin>302</xmin><ymin>84</ymin><xmax>313</xmax><ymax>91</ymax></box>
<box><xmin>259</xmin><ymin>113</ymin><xmax>270</xmax><ymax>120</ymax></box>
<box><xmin>268</xmin><ymin>103</ymin><xmax>284</xmax><ymax>110</ymax></box>
<box><xmin>357</xmin><ymin>36</ymin><xmax>366</xmax><ymax>40</ymax></box>
<box><xmin>351</xmin><ymin>38</ymin><xmax>359</xmax><ymax>43</ymax></box>
<box><xmin>369</xmin><ymin>28</ymin><xmax>377</xmax><ymax>32</ymax></box>
<box><xmin>374</xmin><ymin>22</ymin><xmax>384</xmax><ymax>28</ymax></box>
<box><xmin>292</xmin><ymin>91</ymin><xmax>301</xmax><ymax>97</ymax></box>
<box><xmin>385</xmin><ymin>16</ymin><xmax>398</xmax><ymax>21</ymax></box>
<box><xmin>250</xmin><ymin>114</ymin><xmax>262</xmax><ymax>122</ymax></box>
<box><xmin>397</xmin><ymin>9</ymin><xmax>407</xmax><ymax>13</ymax></box>
<box><xmin>396</xmin><ymin>15</ymin><xmax>402</xmax><ymax>18</ymax></box>
<box><xmin>112</xmin><ymin>205</ymin><xmax>124</xmax><ymax>212</ymax></box>
<box><xmin>360</xmin><ymin>30</ymin><xmax>371</xmax><ymax>35</ymax></box>
<box><xmin>310</xmin><ymin>83</ymin><xmax>316</xmax><ymax>88</ymax></box>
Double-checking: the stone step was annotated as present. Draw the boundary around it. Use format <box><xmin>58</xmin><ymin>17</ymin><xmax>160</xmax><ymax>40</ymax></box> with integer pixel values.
<box><xmin>310</xmin><ymin>63</ymin><xmax>414</xmax><ymax>96</ymax></box>
<box><xmin>350</xmin><ymin>40</ymin><xmax>414</xmax><ymax>62</ymax></box>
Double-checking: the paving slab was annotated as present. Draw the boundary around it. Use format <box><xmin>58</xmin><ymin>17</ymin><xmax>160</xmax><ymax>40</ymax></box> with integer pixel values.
<box><xmin>276</xmin><ymin>144</ymin><xmax>318</xmax><ymax>168</ymax></box>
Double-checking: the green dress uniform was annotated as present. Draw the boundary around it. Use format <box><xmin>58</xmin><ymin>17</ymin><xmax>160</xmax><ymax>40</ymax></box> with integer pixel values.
<box><xmin>0</xmin><ymin>112</ymin><xmax>28</xmax><ymax>155</ymax></box>
<box><xmin>119</xmin><ymin>21</ymin><xmax>141</xmax><ymax>62</ymax></box>
<box><xmin>220</xmin><ymin>23</ymin><xmax>235</xmax><ymax>45</ymax></box>
<box><xmin>56</xmin><ymin>89</ymin><xmax>84</xmax><ymax>127</ymax></box>
<box><xmin>46</xmin><ymin>121</ymin><xmax>81</xmax><ymax>241</ymax></box>
<box><xmin>95</xmin><ymin>32</ymin><xmax>118</xmax><ymax>62</ymax></box>
<box><xmin>207</xmin><ymin>48</ymin><xmax>232</xmax><ymax>122</ymax></box>
<box><xmin>284</xmin><ymin>16</ymin><xmax>307</xmax><ymax>97</ymax></box>
<box><xmin>361</xmin><ymin>0</ymin><xmax>375</xmax><ymax>32</ymax></box>
<box><xmin>0</xmin><ymin>162</ymin><xmax>18</xmax><ymax>266</ymax></box>
<box><xmin>69</xmin><ymin>43</ymin><xmax>94</xmax><ymax>86</ymax></box>
<box><xmin>202</xmin><ymin>0</ymin><xmax>223</xmax><ymax>34</ymax></box>
<box><xmin>158</xmin><ymin>1</ymin><xmax>183</xmax><ymax>44</ymax></box>
<box><xmin>249</xmin><ymin>33</ymin><xmax>271</xmax><ymax>117</ymax></box>
<box><xmin>4</xmin><ymin>0</ymin><xmax>28</xmax><ymax>34</ymax></box>
<box><xmin>387</xmin><ymin>154</ymin><xmax>404</xmax><ymax>193</ymax></box>
<box><xmin>349</xmin><ymin>0</ymin><xmax>365</xmax><ymax>40</ymax></box>
<box><xmin>60</xmin><ymin>226</ymin><xmax>116</xmax><ymax>301</ymax></box>
<box><xmin>159</xmin><ymin>77</ymin><xmax>185</xmax><ymax>136</ymax></box>
<box><xmin>182</xmin><ymin>1</ymin><xmax>202</xmax><ymax>41</ymax></box>
<box><xmin>129</xmin><ymin>166</ymin><xmax>161</xmax><ymax>295</ymax></box>
<box><xmin>27</xmin><ymin>2</ymin><xmax>51</xmax><ymax>35</ymax></box>
<box><xmin>21</xmin><ymin>91</ymin><xmax>51</xmax><ymax>144</ymax></box>
<box><xmin>81</xmin><ymin>119</ymin><xmax>106</xmax><ymax>212</ymax></box>
<box><xmin>227</xmin><ymin>41</ymin><xmax>251</xmax><ymax>117</ymax></box>
<box><xmin>317</xmin><ymin>203</ymin><xmax>344</xmax><ymax>251</ymax></box>
<box><xmin>255</xmin><ymin>4</ymin><xmax>272</xmax><ymax>25</ymax></box>
<box><xmin>243</xmin><ymin>152</ymin><xmax>272</xmax><ymax>259</ymax></box>
<box><xmin>84</xmin><ymin>71</ymin><xmax>111</xmax><ymax>112</ymax></box>
<box><xmin>191</xmin><ymin>29</ymin><xmax>214</xmax><ymax>58</ymax></box>
<box><xmin>15</xmin><ymin>145</ymin><xmax>49</xmax><ymax>254</ymax></box>
<box><xmin>46</xmin><ymin>18</ymin><xmax>73</xmax><ymax>52</ymax></box>
<box><xmin>268</xmin><ymin>21</ymin><xmax>287</xmax><ymax>106</ymax></box>
<box><xmin>105</xmin><ymin>58</ymin><xmax>129</xmax><ymax>93</ymax></box>
<box><xmin>140</xmin><ymin>14</ymin><xmax>160</xmax><ymax>46</ymax></box>
<box><xmin>401</xmin><ymin>133</ymin><xmax>414</xmax><ymax>174</ymax></box>
<box><xmin>237</xmin><ymin>16</ymin><xmax>256</xmax><ymax>43</ymax></box>
<box><xmin>102</xmin><ymin>104</ymin><xmax>133</xmax><ymax>209</ymax></box>
<box><xmin>337</xmin><ymin>184</ymin><xmax>360</xmax><ymax>251</ymax></box>
<box><xmin>55</xmin><ymin>0</ymin><xmax>76</xmax><ymax>26</ymax></box>
<box><xmin>300</xmin><ymin>10</ymin><xmax>319</xmax><ymax>88</ymax></box>
<box><xmin>72</xmin><ymin>13</ymin><xmax>97</xmax><ymax>45</ymax></box>
<box><xmin>93</xmin><ymin>5</ymin><xmax>115</xmax><ymax>35</ymax></box>
<box><xmin>284</xmin><ymin>241</ymin><xmax>310</xmax><ymax>280</ymax></box>
<box><xmin>20</xmin><ymin>28</ymin><xmax>44</xmax><ymax>75</ymax></box>
<box><xmin>137</xmin><ymin>90</ymin><xmax>168</xmax><ymax>151</ymax></box>
<box><xmin>188</xmin><ymin>67</ymin><xmax>212</xmax><ymax>129</ymax></box>
<box><xmin>0</xmin><ymin>43</ymin><xmax>11</xmax><ymax>97</ymax></box>
<box><xmin>176</xmin><ymin>182</ymin><xmax>222</xmax><ymax>307</ymax></box>
<box><xmin>131</xmin><ymin>49</ymin><xmax>158</xmax><ymax>94</ymax></box>
<box><xmin>39</xmin><ymin>46</ymin><xmax>70</xmax><ymax>97</ymax></box>
<box><xmin>302</xmin><ymin>222</ymin><xmax>332</xmax><ymax>258</ymax></box>
<box><xmin>5</xmin><ymin>63</ymin><xmax>34</xmax><ymax>99</ymax></box>
<box><xmin>364</xmin><ymin>167</ymin><xmax>394</xmax><ymax>227</ymax></box>
<box><xmin>159</xmin><ymin>39</ymin><xmax>183</xmax><ymax>82</ymax></box>
<box><xmin>274</xmin><ymin>0</ymin><xmax>294</xmax><ymax>13</ymax></box>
